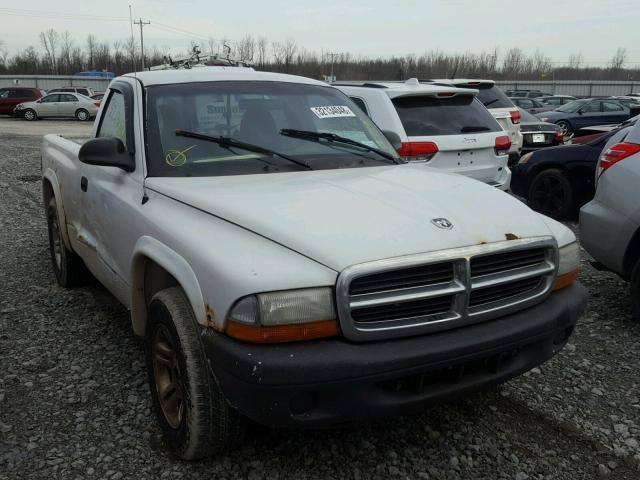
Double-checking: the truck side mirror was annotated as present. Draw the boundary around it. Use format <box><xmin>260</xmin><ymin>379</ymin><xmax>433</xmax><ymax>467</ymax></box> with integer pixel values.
<box><xmin>79</xmin><ymin>137</ymin><xmax>135</xmax><ymax>172</ymax></box>
<box><xmin>381</xmin><ymin>130</ymin><xmax>402</xmax><ymax>151</ymax></box>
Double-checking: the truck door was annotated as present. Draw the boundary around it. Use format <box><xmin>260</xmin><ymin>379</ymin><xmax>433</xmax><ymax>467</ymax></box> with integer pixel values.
<box><xmin>78</xmin><ymin>83</ymin><xmax>143</xmax><ymax>302</ymax></box>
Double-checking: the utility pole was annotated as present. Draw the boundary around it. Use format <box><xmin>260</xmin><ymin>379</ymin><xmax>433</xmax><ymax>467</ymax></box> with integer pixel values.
<box><xmin>134</xmin><ymin>18</ymin><xmax>151</xmax><ymax>70</ymax></box>
<box><xmin>328</xmin><ymin>52</ymin><xmax>338</xmax><ymax>82</ymax></box>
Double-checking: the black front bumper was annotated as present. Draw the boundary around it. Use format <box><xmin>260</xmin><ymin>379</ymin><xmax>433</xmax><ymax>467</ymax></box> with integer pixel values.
<box><xmin>202</xmin><ymin>283</ymin><xmax>587</xmax><ymax>428</ymax></box>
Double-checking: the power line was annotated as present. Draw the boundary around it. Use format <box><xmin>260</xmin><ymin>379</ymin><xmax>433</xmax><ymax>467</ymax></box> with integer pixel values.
<box><xmin>0</xmin><ymin>7</ymin><xmax>128</xmax><ymax>21</ymax></box>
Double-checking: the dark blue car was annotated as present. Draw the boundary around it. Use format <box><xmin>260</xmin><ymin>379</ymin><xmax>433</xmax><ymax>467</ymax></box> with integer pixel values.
<box><xmin>535</xmin><ymin>98</ymin><xmax>636</xmax><ymax>136</ymax></box>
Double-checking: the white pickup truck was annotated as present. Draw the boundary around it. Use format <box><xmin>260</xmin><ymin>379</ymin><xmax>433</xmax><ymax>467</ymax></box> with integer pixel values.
<box><xmin>41</xmin><ymin>66</ymin><xmax>587</xmax><ymax>460</ymax></box>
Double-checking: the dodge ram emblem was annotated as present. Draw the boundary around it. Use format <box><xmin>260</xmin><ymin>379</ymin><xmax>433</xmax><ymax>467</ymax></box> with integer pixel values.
<box><xmin>431</xmin><ymin>218</ymin><xmax>453</xmax><ymax>229</ymax></box>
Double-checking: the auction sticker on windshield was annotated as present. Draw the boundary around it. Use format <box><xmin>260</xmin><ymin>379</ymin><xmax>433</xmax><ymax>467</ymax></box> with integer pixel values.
<box><xmin>310</xmin><ymin>106</ymin><xmax>356</xmax><ymax>118</ymax></box>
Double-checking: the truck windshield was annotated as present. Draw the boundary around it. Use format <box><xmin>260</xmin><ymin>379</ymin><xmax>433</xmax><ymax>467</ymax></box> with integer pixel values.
<box><xmin>145</xmin><ymin>81</ymin><xmax>398</xmax><ymax>177</ymax></box>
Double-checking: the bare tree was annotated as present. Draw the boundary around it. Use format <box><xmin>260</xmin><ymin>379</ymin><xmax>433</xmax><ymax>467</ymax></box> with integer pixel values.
<box><xmin>237</xmin><ymin>35</ymin><xmax>255</xmax><ymax>62</ymax></box>
<box><xmin>123</xmin><ymin>36</ymin><xmax>137</xmax><ymax>72</ymax></box>
<box><xmin>39</xmin><ymin>29</ymin><xmax>59</xmax><ymax>74</ymax></box>
<box><xmin>502</xmin><ymin>47</ymin><xmax>526</xmax><ymax>78</ymax></box>
<box><xmin>257</xmin><ymin>36</ymin><xmax>268</xmax><ymax>68</ymax></box>
<box><xmin>568</xmin><ymin>52</ymin><xmax>583</xmax><ymax>69</ymax></box>
<box><xmin>0</xmin><ymin>40</ymin><xmax>8</xmax><ymax>72</ymax></box>
<box><xmin>610</xmin><ymin>47</ymin><xmax>627</xmax><ymax>70</ymax></box>
<box><xmin>86</xmin><ymin>34</ymin><xmax>97</xmax><ymax>70</ymax></box>
<box><xmin>59</xmin><ymin>31</ymin><xmax>73</xmax><ymax>74</ymax></box>
<box><xmin>282</xmin><ymin>38</ymin><xmax>297</xmax><ymax>72</ymax></box>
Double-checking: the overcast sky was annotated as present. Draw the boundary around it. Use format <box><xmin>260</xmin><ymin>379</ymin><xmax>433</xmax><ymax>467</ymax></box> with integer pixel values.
<box><xmin>1</xmin><ymin>0</ymin><xmax>639</xmax><ymax>65</ymax></box>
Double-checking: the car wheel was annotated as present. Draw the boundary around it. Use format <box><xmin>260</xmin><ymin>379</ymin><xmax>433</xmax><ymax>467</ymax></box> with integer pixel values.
<box><xmin>528</xmin><ymin>168</ymin><xmax>574</xmax><ymax>220</ymax></box>
<box><xmin>556</xmin><ymin>121</ymin><xmax>572</xmax><ymax>136</ymax></box>
<box><xmin>46</xmin><ymin>197</ymin><xmax>89</xmax><ymax>287</ymax></box>
<box><xmin>631</xmin><ymin>260</ymin><xmax>640</xmax><ymax>321</ymax></box>
<box><xmin>146</xmin><ymin>287</ymin><xmax>246</xmax><ymax>459</ymax></box>
<box><xmin>75</xmin><ymin>109</ymin><xmax>90</xmax><ymax>121</ymax></box>
<box><xmin>23</xmin><ymin>109</ymin><xmax>37</xmax><ymax>121</ymax></box>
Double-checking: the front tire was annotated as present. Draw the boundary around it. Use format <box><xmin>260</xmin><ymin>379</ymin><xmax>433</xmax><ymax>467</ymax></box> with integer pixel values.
<box><xmin>75</xmin><ymin>109</ymin><xmax>90</xmax><ymax>121</ymax></box>
<box><xmin>528</xmin><ymin>168</ymin><xmax>574</xmax><ymax>220</ymax></box>
<box><xmin>556</xmin><ymin>120</ymin><xmax>572</xmax><ymax>136</ymax></box>
<box><xmin>146</xmin><ymin>287</ymin><xmax>246</xmax><ymax>460</ymax></box>
<box><xmin>23</xmin><ymin>109</ymin><xmax>37</xmax><ymax>121</ymax></box>
<box><xmin>46</xmin><ymin>197</ymin><xmax>89</xmax><ymax>287</ymax></box>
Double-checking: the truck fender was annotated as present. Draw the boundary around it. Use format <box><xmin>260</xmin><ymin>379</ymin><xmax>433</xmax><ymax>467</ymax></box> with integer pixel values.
<box><xmin>42</xmin><ymin>168</ymin><xmax>72</xmax><ymax>250</ymax></box>
<box><xmin>130</xmin><ymin>236</ymin><xmax>207</xmax><ymax>337</ymax></box>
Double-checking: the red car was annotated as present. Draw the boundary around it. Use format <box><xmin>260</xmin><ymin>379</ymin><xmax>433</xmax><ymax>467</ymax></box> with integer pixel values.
<box><xmin>0</xmin><ymin>87</ymin><xmax>46</xmax><ymax>116</ymax></box>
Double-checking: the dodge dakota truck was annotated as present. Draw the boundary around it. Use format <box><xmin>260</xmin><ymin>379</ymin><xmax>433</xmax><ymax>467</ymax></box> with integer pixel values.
<box><xmin>41</xmin><ymin>66</ymin><xmax>587</xmax><ymax>460</ymax></box>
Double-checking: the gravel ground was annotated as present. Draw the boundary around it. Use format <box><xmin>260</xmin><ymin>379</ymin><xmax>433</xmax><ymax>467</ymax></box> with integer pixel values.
<box><xmin>1</xmin><ymin>131</ymin><xmax>639</xmax><ymax>480</ymax></box>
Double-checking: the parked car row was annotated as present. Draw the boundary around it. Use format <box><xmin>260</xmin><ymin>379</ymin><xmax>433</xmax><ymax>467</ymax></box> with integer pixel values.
<box><xmin>0</xmin><ymin>86</ymin><xmax>102</xmax><ymax>120</ymax></box>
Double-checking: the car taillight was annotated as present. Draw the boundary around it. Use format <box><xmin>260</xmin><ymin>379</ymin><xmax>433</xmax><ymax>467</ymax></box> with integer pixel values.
<box><xmin>397</xmin><ymin>142</ymin><xmax>438</xmax><ymax>162</ymax></box>
<box><xmin>495</xmin><ymin>135</ymin><xmax>511</xmax><ymax>155</ymax></box>
<box><xmin>598</xmin><ymin>142</ymin><xmax>640</xmax><ymax>177</ymax></box>
<box><xmin>510</xmin><ymin>110</ymin><xmax>521</xmax><ymax>125</ymax></box>
<box><xmin>94</xmin><ymin>102</ymin><xmax>101</xmax><ymax>107</ymax></box>
<box><xmin>554</xmin><ymin>130</ymin><xmax>564</xmax><ymax>142</ymax></box>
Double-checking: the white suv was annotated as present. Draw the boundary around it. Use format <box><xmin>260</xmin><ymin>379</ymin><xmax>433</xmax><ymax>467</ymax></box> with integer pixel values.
<box><xmin>429</xmin><ymin>79</ymin><xmax>523</xmax><ymax>159</ymax></box>
<box><xmin>335</xmin><ymin>78</ymin><xmax>512</xmax><ymax>190</ymax></box>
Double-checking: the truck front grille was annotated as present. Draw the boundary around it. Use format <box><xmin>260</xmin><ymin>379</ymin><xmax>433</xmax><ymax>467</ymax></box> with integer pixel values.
<box><xmin>336</xmin><ymin>238</ymin><xmax>557</xmax><ymax>342</ymax></box>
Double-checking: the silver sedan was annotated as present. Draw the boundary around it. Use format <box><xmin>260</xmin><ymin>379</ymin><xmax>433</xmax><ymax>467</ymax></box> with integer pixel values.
<box><xmin>14</xmin><ymin>92</ymin><xmax>100</xmax><ymax>121</ymax></box>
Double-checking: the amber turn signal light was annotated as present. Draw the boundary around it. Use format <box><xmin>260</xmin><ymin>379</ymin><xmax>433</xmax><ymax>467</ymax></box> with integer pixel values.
<box><xmin>226</xmin><ymin>320</ymin><xmax>340</xmax><ymax>343</ymax></box>
<box><xmin>553</xmin><ymin>270</ymin><xmax>578</xmax><ymax>291</ymax></box>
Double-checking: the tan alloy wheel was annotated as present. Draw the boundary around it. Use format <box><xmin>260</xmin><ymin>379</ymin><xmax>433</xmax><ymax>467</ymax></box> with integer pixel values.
<box><xmin>152</xmin><ymin>324</ymin><xmax>185</xmax><ymax>429</ymax></box>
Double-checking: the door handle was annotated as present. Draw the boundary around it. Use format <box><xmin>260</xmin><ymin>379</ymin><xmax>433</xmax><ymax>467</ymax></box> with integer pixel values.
<box><xmin>81</xmin><ymin>176</ymin><xmax>88</xmax><ymax>192</ymax></box>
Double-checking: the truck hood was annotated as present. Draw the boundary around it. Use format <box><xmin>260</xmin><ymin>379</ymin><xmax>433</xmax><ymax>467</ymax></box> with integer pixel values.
<box><xmin>146</xmin><ymin>165</ymin><xmax>553</xmax><ymax>271</ymax></box>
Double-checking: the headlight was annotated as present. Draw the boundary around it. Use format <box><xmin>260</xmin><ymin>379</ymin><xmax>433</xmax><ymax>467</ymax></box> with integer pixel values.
<box><xmin>554</xmin><ymin>241</ymin><xmax>579</xmax><ymax>290</ymax></box>
<box><xmin>14</xmin><ymin>104</ymin><xmax>24</xmax><ymax>110</ymax></box>
<box><xmin>226</xmin><ymin>287</ymin><xmax>339</xmax><ymax>343</ymax></box>
<box><xmin>540</xmin><ymin>117</ymin><xmax>549</xmax><ymax>122</ymax></box>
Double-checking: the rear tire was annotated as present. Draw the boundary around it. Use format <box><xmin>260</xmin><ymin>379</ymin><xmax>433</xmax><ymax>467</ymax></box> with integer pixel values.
<box><xmin>146</xmin><ymin>287</ymin><xmax>246</xmax><ymax>459</ymax></box>
<box><xmin>75</xmin><ymin>109</ymin><xmax>90</xmax><ymax>121</ymax></box>
<box><xmin>23</xmin><ymin>109</ymin><xmax>37</xmax><ymax>121</ymax></box>
<box><xmin>631</xmin><ymin>260</ymin><xmax>640</xmax><ymax>321</ymax></box>
<box><xmin>46</xmin><ymin>197</ymin><xmax>89</xmax><ymax>287</ymax></box>
<box><xmin>528</xmin><ymin>168</ymin><xmax>574</xmax><ymax>220</ymax></box>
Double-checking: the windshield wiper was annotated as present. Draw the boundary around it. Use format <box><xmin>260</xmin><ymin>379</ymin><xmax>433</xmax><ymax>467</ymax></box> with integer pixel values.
<box><xmin>460</xmin><ymin>126</ymin><xmax>491</xmax><ymax>133</ymax></box>
<box><xmin>280</xmin><ymin>128</ymin><xmax>401</xmax><ymax>164</ymax></box>
<box><xmin>483</xmin><ymin>99</ymin><xmax>500</xmax><ymax>108</ymax></box>
<box><xmin>175</xmin><ymin>129</ymin><xmax>312</xmax><ymax>170</ymax></box>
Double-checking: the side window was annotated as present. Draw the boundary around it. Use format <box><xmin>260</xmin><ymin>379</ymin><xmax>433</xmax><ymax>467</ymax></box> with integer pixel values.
<box><xmin>350</xmin><ymin>97</ymin><xmax>369</xmax><ymax>116</ymax></box>
<box><xmin>0</xmin><ymin>90</ymin><xmax>9</xmax><ymax>99</ymax></box>
<box><xmin>60</xmin><ymin>94</ymin><xmax>77</xmax><ymax>102</ymax></box>
<box><xmin>548</xmin><ymin>98</ymin><xmax>560</xmax><ymax>106</ymax></box>
<box><xmin>581</xmin><ymin>101</ymin><xmax>601</xmax><ymax>113</ymax></box>
<box><xmin>520</xmin><ymin>99</ymin><xmax>533</xmax><ymax>109</ymax></box>
<box><xmin>602</xmin><ymin>101</ymin><xmax>623</xmax><ymax>112</ymax></box>
<box><xmin>41</xmin><ymin>95</ymin><xmax>60</xmax><ymax>103</ymax></box>
<box><xmin>9</xmin><ymin>90</ymin><xmax>25</xmax><ymax>98</ymax></box>
<box><xmin>97</xmin><ymin>91</ymin><xmax>127</xmax><ymax>145</ymax></box>
<box><xmin>78</xmin><ymin>89</ymin><xmax>90</xmax><ymax>96</ymax></box>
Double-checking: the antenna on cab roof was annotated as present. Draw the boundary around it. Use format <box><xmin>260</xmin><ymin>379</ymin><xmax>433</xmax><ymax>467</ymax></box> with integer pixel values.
<box><xmin>149</xmin><ymin>44</ymin><xmax>252</xmax><ymax>71</ymax></box>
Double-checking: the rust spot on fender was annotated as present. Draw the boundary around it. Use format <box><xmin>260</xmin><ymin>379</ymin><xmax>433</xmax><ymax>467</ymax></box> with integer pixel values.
<box><xmin>205</xmin><ymin>304</ymin><xmax>221</xmax><ymax>330</ymax></box>
<box><xmin>505</xmin><ymin>233</ymin><xmax>519</xmax><ymax>241</ymax></box>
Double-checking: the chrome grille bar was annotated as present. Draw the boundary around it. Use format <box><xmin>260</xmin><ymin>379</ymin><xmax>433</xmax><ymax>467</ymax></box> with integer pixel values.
<box><xmin>336</xmin><ymin>237</ymin><xmax>558</xmax><ymax>342</ymax></box>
